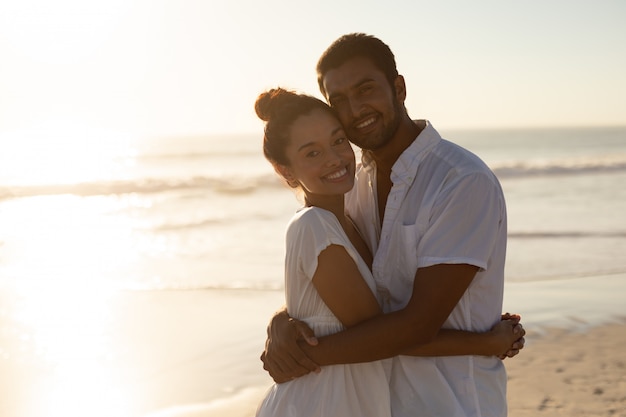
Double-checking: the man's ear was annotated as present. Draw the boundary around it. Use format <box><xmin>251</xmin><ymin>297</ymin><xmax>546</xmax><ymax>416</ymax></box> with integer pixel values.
<box><xmin>394</xmin><ymin>74</ymin><xmax>407</xmax><ymax>102</ymax></box>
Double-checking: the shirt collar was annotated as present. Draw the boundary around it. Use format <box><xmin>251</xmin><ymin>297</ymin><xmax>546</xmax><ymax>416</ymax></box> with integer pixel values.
<box><xmin>359</xmin><ymin>120</ymin><xmax>441</xmax><ymax>182</ymax></box>
<box><xmin>394</xmin><ymin>120</ymin><xmax>441</xmax><ymax>181</ymax></box>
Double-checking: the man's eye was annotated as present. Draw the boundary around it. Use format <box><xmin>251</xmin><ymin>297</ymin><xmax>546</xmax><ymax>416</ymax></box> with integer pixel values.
<box><xmin>306</xmin><ymin>151</ymin><xmax>320</xmax><ymax>158</ymax></box>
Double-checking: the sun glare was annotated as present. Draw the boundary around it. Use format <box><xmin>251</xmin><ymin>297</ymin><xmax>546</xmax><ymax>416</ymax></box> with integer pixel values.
<box><xmin>0</xmin><ymin>193</ymin><xmax>139</xmax><ymax>285</ymax></box>
<box><xmin>1</xmin><ymin>193</ymin><xmax>141</xmax><ymax>417</ymax></box>
<box><xmin>0</xmin><ymin>121</ymin><xmax>137</xmax><ymax>187</ymax></box>
<box><xmin>0</xmin><ymin>0</ymin><xmax>132</xmax><ymax>65</ymax></box>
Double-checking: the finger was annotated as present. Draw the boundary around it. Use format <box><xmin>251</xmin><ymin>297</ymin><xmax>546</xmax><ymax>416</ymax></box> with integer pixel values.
<box><xmin>292</xmin><ymin>319</ymin><xmax>318</xmax><ymax>346</ymax></box>
<box><xmin>262</xmin><ymin>350</ymin><xmax>298</xmax><ymax>381</ymax></box>
<box><xmin>505</xmin><ymin>349</ymin><xmax>519</xmax><ymax>358</ymax></box>
<box><xmin>502</xmin><ymin>312</ymin><xmax>521</xmax><ymax>323</ymax></box>
<box><xmin>263</xmin><ymin>352</ymin><xmax>308</xmax><ymax>384</ymax></box>
<box><xmin>263</xmin><ymin>348</ymin><xmax>318</xmax><ymax>378</ymax></box>
<box><xmin>290</xmin><ymin>348</ymin><xmax>321</xmax><ymax>373</ymax></box>
<box><xmin>514</xmin><ymin>328</ymin><xmax>526</xmax><ymax>341</ymax></box>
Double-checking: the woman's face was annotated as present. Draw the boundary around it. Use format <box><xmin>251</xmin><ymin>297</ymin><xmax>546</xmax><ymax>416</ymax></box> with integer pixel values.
<box><xmin>280</xmin><ymin>108</ymin><xmax>355</xmax><ymax>202</ymax></box>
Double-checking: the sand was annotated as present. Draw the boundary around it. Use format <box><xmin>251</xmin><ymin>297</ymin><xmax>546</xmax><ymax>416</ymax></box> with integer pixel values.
<box><xmin>169</xmin><ymin>322</ymin><xmax>626</xmax><ymax>417</ymax></box>
<box><xmin>506</xmin><ymin>323</ymin><xmax>626</xmax><ymax>417</ymax></box>
<box><xmin>142</xmin><ymin>296</ymin><xmax>626</xmax><ymax>417</ymax></box>
<box><xmin>2</xmin><ymin>288</ymin><xmax>625</xmax><ymax>417</ymax></box>
<box><xmin>229</xmin><ymin>323</ymin><xmax>626</xmax><ymax>417</ymax></box>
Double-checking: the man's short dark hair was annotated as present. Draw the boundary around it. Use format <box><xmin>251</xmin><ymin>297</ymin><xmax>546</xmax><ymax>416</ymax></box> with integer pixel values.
<box><xmin>316</xmin><ymin>33</ymin><xmax>399</xmax><ymax>97</ymax></box>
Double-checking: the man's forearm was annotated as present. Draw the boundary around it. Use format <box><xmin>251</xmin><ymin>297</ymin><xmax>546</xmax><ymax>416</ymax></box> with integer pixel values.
<box><xmin>298</xmin><ymin>307</ymin><xmax>438</xmax><ymax>365</ymax></box>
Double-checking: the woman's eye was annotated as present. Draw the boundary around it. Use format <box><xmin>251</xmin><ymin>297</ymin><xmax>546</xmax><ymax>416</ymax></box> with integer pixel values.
<box><xmin>330</xmin><ymin>96</ymin><xmax>345</xmax><ymax>106</ymax></box>
<box><xmin>306</xmin><ymin>151</ymin><xmax>319</xmax><ymax>158</ymax></box>
<box><xmin>334</xmin><ymin>137</ymin><xmax>346</xmax><ymax>145</ymax></box>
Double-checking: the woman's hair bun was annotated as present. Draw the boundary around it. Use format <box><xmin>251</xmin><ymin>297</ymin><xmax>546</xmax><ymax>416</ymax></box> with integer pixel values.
<box><xmin>255</xmin><ymin>88</ymin><xmax>294</xmax><ymax>122</ymax></box>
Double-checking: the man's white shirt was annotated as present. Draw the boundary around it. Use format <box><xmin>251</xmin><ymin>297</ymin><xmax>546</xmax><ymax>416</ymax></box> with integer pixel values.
<box><xmin>345</xmin><ymin>121</ymin><xmax>508</xmax><ymax>417</ymax></box>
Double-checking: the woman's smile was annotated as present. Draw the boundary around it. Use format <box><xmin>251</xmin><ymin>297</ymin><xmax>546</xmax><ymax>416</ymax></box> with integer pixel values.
<box><xmin>323</xmin><ymin>166</ymin><xmax>350</xmax><ymax>182</ymax></box>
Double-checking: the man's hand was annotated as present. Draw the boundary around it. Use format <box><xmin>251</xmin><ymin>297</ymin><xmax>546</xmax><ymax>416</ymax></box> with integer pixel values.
<box><xmin>498</xmin><ymin>312</ymin><xmax>525</xmax><ymax>360</ymax></box>
<box><xmin>260</xmin><ymin>309</ymin><xmax>320</xmax><ymax>383</ymax></box>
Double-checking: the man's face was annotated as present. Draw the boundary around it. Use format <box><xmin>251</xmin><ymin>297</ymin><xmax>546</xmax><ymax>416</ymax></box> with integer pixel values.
<box><xmin>321</xmin><ymin>56</ymin><xmax>403</xmax><ymax>151</ymax></box>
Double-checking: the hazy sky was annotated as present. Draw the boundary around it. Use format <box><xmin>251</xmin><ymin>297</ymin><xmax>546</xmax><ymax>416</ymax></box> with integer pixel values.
<box><xmin>1</xmin><ymin>0</ymin><xmax>625</xmax><ymax>142</ymax></box>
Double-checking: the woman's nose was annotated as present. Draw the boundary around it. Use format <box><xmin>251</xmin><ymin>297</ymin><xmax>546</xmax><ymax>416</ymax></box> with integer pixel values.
<box><xmin>324</xmin><ymin>150</ymin><xmax>342</xmax><ymax>167</ymax></box>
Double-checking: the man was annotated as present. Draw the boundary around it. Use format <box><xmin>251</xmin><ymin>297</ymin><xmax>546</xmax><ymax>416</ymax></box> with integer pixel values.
<box><xmin>262</xmin><ymin>33</ymin><xmax>520</xmax><ymax>417</ymax></box>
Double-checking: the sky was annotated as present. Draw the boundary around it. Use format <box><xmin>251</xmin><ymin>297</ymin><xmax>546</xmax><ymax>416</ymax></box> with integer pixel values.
<box><xmin>0</xmin><ymin>0</ymin><xmax>625</xmax><ymax>144</ymax></box>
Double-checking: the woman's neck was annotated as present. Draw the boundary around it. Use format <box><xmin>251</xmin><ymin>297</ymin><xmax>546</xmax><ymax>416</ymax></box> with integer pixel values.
<box><xmin>305</xmin><ymin>194</ymin><xmax>347</xmax><ymax>223</ymax></box>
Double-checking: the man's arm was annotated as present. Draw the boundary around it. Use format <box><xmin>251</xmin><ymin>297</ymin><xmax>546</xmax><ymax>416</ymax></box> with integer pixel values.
<box><xmin>297</xmin><ymin>263</ymin><xmax>478</xmax><ymax>365</ymax></box>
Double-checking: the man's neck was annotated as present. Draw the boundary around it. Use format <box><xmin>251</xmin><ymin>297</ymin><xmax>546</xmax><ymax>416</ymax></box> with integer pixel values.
<box><xmin>370</xmin><ymin>118</ymin><xmax>425</xmax><ymax>225</ymax></box>
<box><xmin>371</xmin><ymin>118</ymin><xmax>425</xmax><ymax>174</ymax></box>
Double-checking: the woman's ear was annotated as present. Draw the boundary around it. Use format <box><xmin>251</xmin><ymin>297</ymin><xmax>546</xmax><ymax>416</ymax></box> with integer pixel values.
<box><xmin>275</xmin><ymin>164</ymin><xmax>298</xmax><ymax>188</ymax></box>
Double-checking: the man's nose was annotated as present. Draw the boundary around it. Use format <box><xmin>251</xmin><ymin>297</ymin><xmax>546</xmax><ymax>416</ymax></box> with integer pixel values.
<box><xmin>348</xmin><ymin>97</ymin><xmax>364</xmax><ymax>118</ymax></box>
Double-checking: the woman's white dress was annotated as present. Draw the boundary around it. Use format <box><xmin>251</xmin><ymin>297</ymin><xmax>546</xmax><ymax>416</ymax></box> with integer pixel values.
<box><xmin>256</xmin><ymin>207</ymin><xmax>391</xmax><ymax>417</ymax></box>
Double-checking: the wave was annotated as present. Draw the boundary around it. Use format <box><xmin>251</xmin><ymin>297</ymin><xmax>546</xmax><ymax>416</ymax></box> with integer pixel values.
<box><xmin>2</xmin><ymin>155</ymin><xmax>626</xmax><ymax>200</ymax></box>
<box><xmin>509</xmin><ymin>231</ymin><xmax>626</xmax><ymax>239</ymax></box>
<box><xmin>491</xmin><ymin>156</ymin><xmax>626</xmax><ymax>178</ymax></box>
<box><xmin>0</xmin><ymin>173</ymin><xmax>286</xmax><ymax>200</ymax></box>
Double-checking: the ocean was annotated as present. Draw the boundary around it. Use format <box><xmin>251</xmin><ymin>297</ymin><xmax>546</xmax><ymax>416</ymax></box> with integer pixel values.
<box><xmin>1</xmin><ymin>125</ymin><xmax>625</xmax><ymax>417</ymax></box>
<box><xmin>2</xmin><ymin>125</ymin><xmax>625</xmax><ymax>291</ymax></box>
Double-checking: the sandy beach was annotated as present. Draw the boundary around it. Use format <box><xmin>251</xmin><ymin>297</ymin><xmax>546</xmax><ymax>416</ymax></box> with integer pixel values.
<box><xmin>207</xmin><ymin>323</ymin><xmax>626</xmax><ymax>417</ymax></box>
<box><xmin>506</xmin><ymin>323</ymin><xmax>626</xmax><ymax>417</ymax></box>
<box><xmin>2</xmin><ymin>283</ymin><xmax>625</xmax><ymax>417</ymax></box>
<box><xmin>144</xmin><ymin>308</ymin><xmax>626</xmax><ymax>417</ymax></box>
<box><xmin>218</xmin><ymin>323</ymin><xmax>626</xmax><ymax>417</ymax></box>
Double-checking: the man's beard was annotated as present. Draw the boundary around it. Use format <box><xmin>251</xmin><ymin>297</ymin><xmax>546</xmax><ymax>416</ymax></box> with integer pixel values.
<box><xmin>351</xmin><ymin>101</ymin><xmax>403</xmax><ymax>151</ymax></box>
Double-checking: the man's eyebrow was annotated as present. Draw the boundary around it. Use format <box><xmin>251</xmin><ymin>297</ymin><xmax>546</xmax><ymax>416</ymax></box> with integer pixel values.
<box><xmin>328</xmin><ymin>78</ymin><xmax>375</xmax><ymax>101</ymax></box>
<box><xmin>354</xmin><ymin>78</ymin><xmax>375</xmax><ymax>87</ymax></box>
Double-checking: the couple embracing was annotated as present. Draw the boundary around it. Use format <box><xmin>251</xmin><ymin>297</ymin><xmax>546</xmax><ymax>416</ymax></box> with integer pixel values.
<box><xmin>253</xmin><ymin>33</ymin><xmax>525</xmax><ymax>417</ymax></box>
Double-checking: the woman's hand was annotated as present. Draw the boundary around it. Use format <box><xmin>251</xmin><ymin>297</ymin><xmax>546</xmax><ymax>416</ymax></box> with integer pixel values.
<box><xmin>493</xmin><ymin>312</ymin><xmax>525</xmax><ymax>360</ymax></box>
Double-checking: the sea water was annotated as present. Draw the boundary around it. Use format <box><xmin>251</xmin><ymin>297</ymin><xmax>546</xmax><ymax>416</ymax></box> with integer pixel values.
<box><xmin>1</xmin><ymin>125</ymin><xmax>626</xmax><ymax>416</ymax></box>
<box><xmin>2</xmin><ymin>126</ymin><xmax>624</xmax><ymax>292</ymax></box>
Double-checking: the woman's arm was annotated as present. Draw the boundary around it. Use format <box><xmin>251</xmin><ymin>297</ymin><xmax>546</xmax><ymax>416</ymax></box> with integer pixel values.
<box><xmin>311</xmin><ymin>244</ymin><xmax>381</xmax><ymax>327</ymax></box>
<box><xmin>401</xmin><ymin>319</ymin><xmax>524</xmax><ymax>357</ymax></box>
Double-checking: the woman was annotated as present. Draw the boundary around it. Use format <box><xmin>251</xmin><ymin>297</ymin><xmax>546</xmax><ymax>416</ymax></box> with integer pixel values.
<box><xmin>254</xmin><ymin>88</ymin><xmax>523</xmax><ymax>417</ymax></box>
